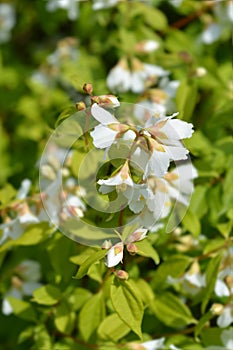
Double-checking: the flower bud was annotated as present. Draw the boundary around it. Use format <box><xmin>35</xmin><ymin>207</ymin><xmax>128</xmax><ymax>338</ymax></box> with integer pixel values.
<box><xmin>76</xmin><ymin>101</ymin><xmax>86</xmax><ymax>111</ymax></box>
<box><xmin>211</xmin><ymin>303</ymin><xmax>224</xmax><ymax>315</ymax></box>
<box><xmin>116</xmin><ymin>270</ymin><xmax>129</xmax><ymax>280</ymax></box>
<box><xmin>125</xmin><ymin>228</ymin><xmax>148</xmax><ymax>244</ymax></box>
<box><xmin>195</xmin><ymin>67</ymin><xmax>207</xmax><ymax>78</ymax></box>
<box><xmin>102</xmin><ymin>240</ymin><xmax>112</xmax><ymax>250</ymax></box>
<box><xmin>126</xmin><ymin>243</ymin><xmax>139</xmax><ymax>255</ymax></box>
<box><xmin>91</xmin><ymin>94</ymin><xmax>120</xmax><ymax>108</ymax></box>
<box><xmin>83</xmin><ymin>83</ymin><xmax>93</xmax><ymax>95</ymax></box>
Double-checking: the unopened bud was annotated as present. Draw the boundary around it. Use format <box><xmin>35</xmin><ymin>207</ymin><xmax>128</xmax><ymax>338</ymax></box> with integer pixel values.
<box><xmin>125</xmin><ymin>228</ymin><xmax>148</xmax><ymax>244</ymax></box>
<box><xmin>83</xmin><ymin>83</ymin><xmax>93</xmax><ymax>95</ymax></box>
<box><xmin>126</xmin><ymin>243</ymin><xmax>139</xmax><ymax>255</ymax></box>
<box><xmin>76</xmin><ymin>101</ymin><xmax>86</xmax><ymax>111</ymax></box>
<box><xmin>91</xmin><ymin>95</ymin><xmax>120</xmax><ymax>108</ymax></box>
<box><xmin>102</xmin><ymin>240</ymin><xmax>112</xmax><ymax>250</ymax></box>
<box><xmin>195</xmin><ymin>67</ymin><xmax>207</xmax><ymax>78</ymax></box>
<box><xmin>211</xmin><ymin>303</ymin><xmax>224</xmax><ymax>315</ymax></box>
<box><xmin>116</xmin><ymin>270</ymin><xmax>129</xmax><ymax>280</ymax></box>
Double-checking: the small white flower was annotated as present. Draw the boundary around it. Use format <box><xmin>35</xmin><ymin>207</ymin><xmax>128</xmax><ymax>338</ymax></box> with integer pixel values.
<box><xmin>106</xmin><ymin>242</ymin><xmax>124</xmax><ymax>267</ymax></box>
<box><xmin>2</xmin><ymin>260</ymin><xmax>42</xmax><ymax>315</ymax></box>
<box><xmin>107</xmin><ymin>58</ymin><xmax>132</xmax><ymax>93</ymax></box>
<box><xmin>46</xmin><ymin>0</ymin><xmax>79</xmax><ymax>20</ymax></box>
<box><xmin>201</xmin><ymin>23</ymin><xmax>222</xmax><ymax>44</ymax></box>
<box><xmin>135</xmin><ymin>40</ymin><xmax>160</xmax><ymax>53</ymax></box>
<box><xmin>0</xmin><ymin>3</ymin><xmax>16</xmax><ymax>43</ymax></box>
<box><xmin>92</xmin><ymin>0</ymin><xmax>119</xmax><ymax>10</ymax></box>
<box><xmin>217</xmin><ymin>306</ymin><xmax>233</xmax><ymax>328</ymax></box>
<box><xmin>140</xmin><ymin>338</ymin><xmax>165</xmax><ymax>350</ymax></box>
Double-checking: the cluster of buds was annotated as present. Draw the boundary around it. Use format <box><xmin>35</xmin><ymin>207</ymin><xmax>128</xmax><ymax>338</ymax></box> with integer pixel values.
<box><xmin>102</xmin><ymin>228</ymin><xmax>147</xmax><ymax>268</ymax></box>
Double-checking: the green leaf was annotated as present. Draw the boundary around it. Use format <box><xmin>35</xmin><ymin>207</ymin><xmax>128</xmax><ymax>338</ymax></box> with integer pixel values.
<box><xmin>201</xmin><ymin>254</ymin><xmax>222</xmax><ymax>313</ymax></box>
<box><xmin>182</xmin><ymin>209</ymin><xmax>201</xmax><ymax>237</ymax></box>
<box><xmin>32</xmin><ymin>285</ymin><xmax>61</xmax><ymax>306</ymax></box>
<box><xmin>175</xmin><ymin>79</ymin><xmax>198</xmax><ymax>120</ymax></box>
<box><xmin>150</xmin><ymin>292</ymin><xmax>196</xmax><ymax>328</ymax></box>
<box><xmin>152</xmin><ymin>255</ymin><xmax>192</xmax><ymax>289</ymax></box>
<box><xmin>134</xmin><ymin>239</ymin><xmax>160</xmax><ymax>265</ymax></box>
<box><xmin>134</xmin><ymin>279</ymin><xmax>154</xmax><ymax>305</ymax></box>
<box><xmin>14</xmin><ymin>223</ymin><xmax>52</xmax><ymax>246</ymax></box>
<box><xmin>73</xmin><ymin>249</ymin><xmax>107</xmax><ymax>279</ymax></box>
<box><xmin>200</xmin><ymin>327</ymin><xmax>222</xmax><ymax>347</ymax></box>
<box><xmin>69</xmin><ymin>287</ymin><xmax>92</xmax><ymax>311</ymax></box>
<box><xmin>18</xmin><ymin>327</ymin><xmax>34</xmax><ymax>344</ymax></box>
<box><xmin>0</xmin><ymin>184</ymin><xmax>16</xmax><ymax>206</ymax></box>
<box><xmin>55</xmin><ymin>301</ymin><xmax>75</xmax><ymax>334</ymax></box>
<box><xmin>98</xmin><ymin>313</ymin><xmax>131</xmax><ymax>342</ymax></box>
<box><xmin>110</xmin><ymin>278</ymin><xmax>144</xmax><ymax>339</ymax></box>
<box><xmin>55</xmin><ymin>106</ymin><xmax>77</xmax><ymax>127</ymax></box>
<box><xmin>79</xmin><ymin>291</ymin><xmax>105</xmax><ymax>342</ymax></box>
<box><xmin>6</xmin><ymin>297</ymin><xmax>37</xmax><ymax>322</ymax></box>
<box><xmin>34</xmin><ymin>325</ymin><xmax>52</xmax><ymax>350</ymax></box>
<box><xmin>194</xmin><ymin>310</ymin><xmax>213</xmax><ymax>340</ymax></box>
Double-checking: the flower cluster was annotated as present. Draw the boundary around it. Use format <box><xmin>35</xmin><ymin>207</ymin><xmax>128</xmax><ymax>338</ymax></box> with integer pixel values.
<box><xmin>90</xmin><ymin>98</ymin><xmax>196</xmax><ymax>235</ymax></box>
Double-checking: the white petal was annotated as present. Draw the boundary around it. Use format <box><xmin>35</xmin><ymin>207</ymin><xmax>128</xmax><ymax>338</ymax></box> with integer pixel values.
<box><xmin>17</xmin><ymin>179</ymin><xmax>31</xmax><ymax>199</ymax></box>
<box><xmin>22</xmin><ymin>282</ymin><xmax>42</xmax><ymax>295</ymax></box>
<box><xmin>222</xmin><ymin>329</ymin><xmax>233</xmax><ymax>349</ymax></box>
<box><xmin>106</xmin><ymin>242</ymin><xmax>124</xmax><ymax>267</ymax></box>
<box><xmin>90</xmin><ymin>124</ymin><xmax>117</xmax><ymax>149</ymax></box>
<box><xmin>215</xmin><ymin>279</ymin><xmax>230</xmax><ymax>297</ymax></box>
<box><xmin>163</xmin><ymin>145</ymin><xmax>189</xmax><ymax>161</ymax></box>
<box><xmin>131</xmin><ymin>71</ymin><xmax>146</xmax><ymax>93</ymax></box>
<box><xmin>2</xmin><ymin>298</ymin><xmax>13</xmax><ymax>315</ymax></box>
<box><xmin>160</xmin><ymin>119</ymin><xmax>194</xmax><ymax>140</ymax></box>
<box><xmin>217</xmin><ymin>306</ymin><xmax>233</xmax><ymax>328</ymax></box>
<box><xmin>141</xmin><ymin>338</ymin><xmax>165</xmax><ymax>350</ymax></box>
<box><xmin>201</xmin><ymin>23</ymin><xmax>222</xmax><ymax>44</ymax></box>
<box><xmin>144</xmin><ymin>150</ymin><xmax>170</xmax><ymax>178</ymax></box>
<box><xmin>91</xmin><ymin>103</ymin><xmax>119</xmax><ymax>125</ymax></box>
<box><xmin>107</xmin><ymin>65</ymin><xmax>131</xmax><ymax>93</ymax></box>
<box><xmin>143</xmin><ymin>63</ymin><xmax>169</xmax><ymax>77</ymax></box>
<box><xmin>99</xmin><ymin>184</ymin><xmax>115</xmax><ymax>194</ymax></box>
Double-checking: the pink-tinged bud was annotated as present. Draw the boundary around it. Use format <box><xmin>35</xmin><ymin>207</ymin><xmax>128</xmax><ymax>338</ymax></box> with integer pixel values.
<box><xmin>126</xmin><ymin>243</ymin><xmax>139</xmax><ymax>255</ymax></box>
<box><xmin>102</xmin><ymin>240</ymin><xmax>112</xmax><ymax>250</ymax></box>
<box><xmin>91</xmin><ymin>94</ymin><xmax>120</xmax><ymax>108</ymax></box>
<box><xmin>125</xmin><ymin>228</ymin><xmax>148</xmax><ymax>244</ymax></box>
<box><xmin>211</xmin><ymin>303</ymin><xmax>224</xmax><ymax>315</ymax></box>
<box><xmin>83</xmin><ymin>83</ymin><xmax>93</xmax><ymax>95</ymax></box>
<box><xmin>76</xmin><ymin>101</ymin><xmax>86</xmax><ymax>111</ymax></box>
<box><xmin>116</xmin><ymin>270</ymin><xmax>129</xmax><ymax>280</ymax></box>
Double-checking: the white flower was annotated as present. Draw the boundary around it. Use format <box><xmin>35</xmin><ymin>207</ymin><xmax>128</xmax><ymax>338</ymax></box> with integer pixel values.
<box><xmin>0</xmin><ymin>218</ymin><xmax>23</xmax><ymax>245</ymax></box>
<box><xmin>217</xmin><ymin>306</ymin><xmax>233</xmax><ymax>328</ymax></box>
<box><xmin>105</xmin><ymin>227</ymin><xmax>147</xmax><ymax>267</ymax></box>
<box><xmin>145</xmin><ymin>114</ymin><xmax>193</xmax><ymax>162</ymax></box>
<box><xmin>107</xmin><ymin>57</ymin><xmax>169</xmax><ymax>94</ymax></box>
<box><xmin>138</xmin><ymin>338</ymin><xmax>165</xmax><ymax>350</ymax></box>
<box><xmin>90</xmin><ymin>103</ymin><xmax>130</xmax><ymax>149</ymax></box>
<box><xmin>135</xmin><ymin>40</ymin><xmax>160</xmax><ymax>53</ymax></box>
<box><xmin>163</xmin><ymin>163</ymin><xmax>198</xmax><ymax>206</ymax></box>
<box><xmin>205</xmin><ymin>329</ymin><xmax>233</xmax><ymax>350</ymax></box>
<box><xmin>107</xmin><ymin>58</ymin><xmax>132</xmax><ymax>93</ymax></box>
<box><xmin>106</xmin><ymin>242</ymin><xmax>124</xmax><ymax>268</ymax></box>
<box><xmin>92</xmin><ymin>0</ymin><xmax>119</xmax><ymax>11</ymax></box>
<box><xmin>98</xmin><ymin>161</ymin><xmax>134</xmax><ymax>190</ymax></box>
<box><xmin>201</xmin><ymin>23</ymin><xmax>222</xmax><ymax>44</ymax></box>
<box><xmin>0</xmin><ymin>3</ymin><xmax>15</xmax><ymax>43</ymax></box>
<box><xmin>46</xmin><ymin>0</ymin><xmax>79</xmax><ymax>20</ymax></box>
<box><xmin>2</xmin><ymin>260</ymin><xmax>42</xmax><ymax>315</ymax></box>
